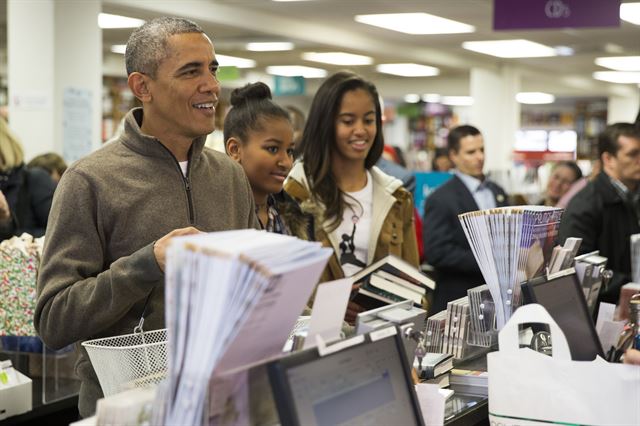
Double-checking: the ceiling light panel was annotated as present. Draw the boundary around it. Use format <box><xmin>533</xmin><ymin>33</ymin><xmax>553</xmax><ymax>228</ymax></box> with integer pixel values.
<box><xmin>595</xmin><ymin>56</ymin><xmax>640</xmax><ymax>71</ymax></box>
<box><xmin>462</xmin><ymin>39</ymin><xmax>557</xmax><ymax>58</ymax></box>
<box><xmin>246</xmin><ymin>42</ymin><xmax>294</xmax><ymax>52</ymax></box>
<box><xmin>98</xmin><ymin>13</ymin><xmax>145</xmax><ymax>29</ymax></box>
<box><xmin>266</xmin><ymin>65</ymin><xmax>327</xmax><ymax>78</ymax></box>
<box><xmin>376</xmin><ymin>63</ymin><xmax>440</xmax><ymax>77</ymax></box>
<box><xmin>620</xmin><ymin>2</ymin><xmax>640</xmax><ymax>25</ymax></box>
<box><xmin>441</xmin><ymin>96</ymin><xmax>474</xmax><ymax>106</ymax></box>
<box><xmin>216</xmin><ymin>54</ymin><xmax>256</xmax><ymax>69</ymax></box>
<box><xmin>302</xmin><ymin>52</ymin><xmax>373</xmax><ymax>66</ymax></box>
<box><xmin>355</xmin><ymin>13</ymin><xmax>475</xmax><ymax>35</ymax></box>
<box><xmin>422</xmin><ymin>94</ymin><xmax>442</xmax><ymax>103</ymax></box>
<box><xmin>516</xmin><ymin>92</ymin><xmax>555</xmax><ymax>104</ymax></box>
<box><xmin>404</xmin><ymin>94</ymin><xmax>421</xmax><ymax>103</ymax></box>
<box><xmin>593</xmin><ymin>71</ymin><xmax>640</xmax><ymax>84</ymax></box>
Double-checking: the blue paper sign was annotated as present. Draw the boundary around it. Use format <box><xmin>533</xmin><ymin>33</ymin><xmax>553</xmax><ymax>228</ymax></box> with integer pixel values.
<box><xmin>413</xmin><ymin>172</ymin><xmax>454</xmax><ymax>217</ymax></box>
<box><xmin>273</xmin><ymin>76</ymin><xmax>305</xmax><ymax>96</ymax></box>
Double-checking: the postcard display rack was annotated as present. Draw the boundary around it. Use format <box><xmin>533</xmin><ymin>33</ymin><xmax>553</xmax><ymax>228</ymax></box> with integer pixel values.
<box><xmin>423</xmin><ymin>285</ymin><xmax>497</xmax><ymax>361</ymax></box>
<box><xmin>423</xmin><ymin>206</ymin><xmax>565</xmax><ymax>360</ymax></box>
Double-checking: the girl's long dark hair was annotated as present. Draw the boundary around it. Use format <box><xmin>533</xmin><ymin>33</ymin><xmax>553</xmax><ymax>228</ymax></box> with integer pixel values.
<box><xmin>296</xmin><ymin>71</ymin><xmax>384</xmax><ymax>230</ymax></box>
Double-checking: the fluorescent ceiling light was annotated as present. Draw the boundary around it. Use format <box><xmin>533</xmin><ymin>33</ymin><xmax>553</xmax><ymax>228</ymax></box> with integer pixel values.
<box><xmin>593</xmin><ymin>71</ymin><xmax>640</xmax><ymax>84</ymax></box>
<box><xmin>620</xmin><ymin>2</ymin><xmax>640</xmax><ymax>25</ymax></box>
<box><xmin>404</xmin><ymin>94</ymin><xmax>421</xmax><ymax>103</ymax></box>
<box><xmin>110</xmin><ymin>44</ymin><xmax>126</xmax><ymax>55</ymax></box>
<box><xmin>272</xmin><ymin>0</ymin><xmax>314</xmax><ymax>2</ymax></box>
<box><xmin>355</xmin><ymin>13</ymin><xmax>475</xmax><ymax>35</ymax></box>
<box><xmin>246</xmin><ymin>42</ymin><xmax>294</xmax><ymax>52</ymax></box>
<box><xmin>302</xmin><ymin>52</ymin><xmax>373</xmax><ymax>66</ymax></box>
<box><xmin>422</xmin><ymin>94</ymin><xmax>441</xmax><ymax>103</ymax></box>
<box><xmin>98</xmin><ymin>13</ymin><xmax>145</xmax><ymax>29</ymax></box>
<box><xmin>516</xmin><ymin>92</ymin><xmax>555</xmax><ymax>104</ymax></box>
<box><xmin>441</xmin><ymin>96</ymin><xmax>474</xmax><ymax>106</ymax></box>
<box><xmin>376</xmin><ymin>63</ymin><xmax>440</xmax><ymax>77</ymax></box>
<box><xmin>462</xmin><ymin>39</ymin><xmax>557</xmax><ymax>58</ymax></box>
<box><xmin>266</xmin><ymin>65</ymin><xmax>327</xmax><ymax>78</ymax></box>
<box><xmin>554</xmin><ymin>46</ymin><xmax>574</xmax><ymax>56</ymax></box>
<box><xmin>595</xmin><ymin>56</ymin><xmax>640</xmax><ymax>71</ymax></box>
<box><xmin>216</xmin><ymin>54</ymin><xmax>256</xmax><ymax>69</ymax></box>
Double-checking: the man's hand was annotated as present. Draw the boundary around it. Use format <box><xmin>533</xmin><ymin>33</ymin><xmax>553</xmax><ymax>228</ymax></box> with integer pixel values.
<box><xmin>0</xmin><ymin>191</ymin><xmax>11</xmax><ymax>223</ymax></box>
<box><xmin>153</xmin><ymin>227</ymin><xmax>201</xmax><ymax>272</ymax></box>
<box><xmin>623</xmin><ymin>348</ymin><xmax>640</xmax><ymax>366</ymax></box>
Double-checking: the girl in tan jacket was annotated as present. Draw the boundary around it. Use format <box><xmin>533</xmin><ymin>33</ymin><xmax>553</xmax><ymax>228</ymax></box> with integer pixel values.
<box><xmin>284</xmin><ymin>71</ymin><xmax>421</xmax><ymax>322</ymax></box>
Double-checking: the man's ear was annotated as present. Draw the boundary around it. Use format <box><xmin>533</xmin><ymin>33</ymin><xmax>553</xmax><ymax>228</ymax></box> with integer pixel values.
<box><xmin>448</xmin><ymin>149</ymin><xmax>458</xmax><ymax>165</ymax></box>
<box><xmin>226</xmin><ymin>137</ymin><xmax>242</xmax><ymax>162</ymax></box>
<box><xmin>601</xmin><ymin>151</ymin><xmax>614</xmax><ymax>169</ymax></box>
<box><xmin>128</xmin><ymin>72</ymin><xmax>152</xmax><ymax>103</ymax></box>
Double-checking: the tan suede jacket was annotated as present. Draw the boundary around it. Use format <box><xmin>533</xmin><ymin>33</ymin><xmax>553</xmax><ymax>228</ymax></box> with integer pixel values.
<box><xmin>284</xmin><ymin>162</ymin><xmax>420</xmax><ymax>284</ymax></box>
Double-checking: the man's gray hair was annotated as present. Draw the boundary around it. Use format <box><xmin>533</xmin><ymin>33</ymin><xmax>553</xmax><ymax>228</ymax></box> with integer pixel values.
<box><xmin>125</xmin><ymin>17</ymin><xmax>204</xmax><ymax>77</ymax></box>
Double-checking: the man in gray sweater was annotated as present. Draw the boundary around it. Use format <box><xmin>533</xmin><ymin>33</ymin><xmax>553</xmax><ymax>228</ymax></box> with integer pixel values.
<box><xmin>35</xmin><ymin>17</ymin><xmax>258</xmax><ymax>417</ymax></box>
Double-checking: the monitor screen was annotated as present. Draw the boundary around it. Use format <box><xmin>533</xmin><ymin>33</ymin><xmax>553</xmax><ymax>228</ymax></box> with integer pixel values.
<box><xmin>268</xmin><ymin>330</ymin><xmax>423</xmax><ymax>426</ymax></box>
<box><xmin>521</xmin><ymin>271</ymin><xmax>604</xmax><ymax>361</ymax></box>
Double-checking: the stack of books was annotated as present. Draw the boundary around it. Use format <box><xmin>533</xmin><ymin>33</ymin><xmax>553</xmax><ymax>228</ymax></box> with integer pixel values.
<box><xmin>449</xmin><ymin>369</ymin><xmax>489</xmax><ymax>396</ymax></box>
<box><xmin>415</xmin><ymin>352</ymin><xmax>454</xmax><ymax>388</ymax></box>
<box><xmin>350</xmin><ymin>255</ymin><xmax>435</xmax><ymax>310</ymax></box>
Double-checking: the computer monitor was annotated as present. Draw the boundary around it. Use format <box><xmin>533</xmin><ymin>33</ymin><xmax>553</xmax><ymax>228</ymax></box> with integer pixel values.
<box><xmin>267</xmin><ymin>327</ymin><xmax>425</xmax><ymax>426</ymax></box>
<box><xmin>521</xmin><ymin>269</ymin><xmax>605</xmax><ymax>361</ymax></box>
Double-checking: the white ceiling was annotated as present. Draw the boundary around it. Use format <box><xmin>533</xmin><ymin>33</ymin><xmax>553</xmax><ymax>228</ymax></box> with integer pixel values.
<box><xmin>3</xmin><ymin>0</ymin><xmax>640</xmax><ymax>99</ymax></box>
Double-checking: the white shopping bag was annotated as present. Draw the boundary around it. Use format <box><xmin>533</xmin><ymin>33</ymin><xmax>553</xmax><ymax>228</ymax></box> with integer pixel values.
<box><xmin>488</xmin><ymin>304</ymin><xmax>640</xmax><ymax>425</ymax></box>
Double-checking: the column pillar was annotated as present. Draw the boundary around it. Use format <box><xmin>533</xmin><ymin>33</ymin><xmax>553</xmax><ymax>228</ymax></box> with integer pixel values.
<box><xmin>8</xmin><ymin>0</ymin><xmax>102</xmax><ymax>162</ymax></box>
<box><xmin>607</xmin><ymin>93</ymin><xmax>640</xmax><ymax>124</ymax></box>
<box><xmin>469</xmin><ymin>66</ymin><xmax>521</xmax><ymax>176</ymax></box>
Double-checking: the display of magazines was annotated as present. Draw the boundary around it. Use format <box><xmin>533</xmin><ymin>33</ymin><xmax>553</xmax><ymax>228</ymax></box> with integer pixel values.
<box><xmin>458</xmin><ymin>206</ymin><xmax>563</xmax><ymax>328</ymax></box>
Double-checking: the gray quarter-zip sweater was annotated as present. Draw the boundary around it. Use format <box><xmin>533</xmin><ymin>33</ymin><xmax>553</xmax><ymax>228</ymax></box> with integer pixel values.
<box><xmin>35</xmin><ymin>108</ymin><xmax>258</xmax><ymax>417</ymax></box>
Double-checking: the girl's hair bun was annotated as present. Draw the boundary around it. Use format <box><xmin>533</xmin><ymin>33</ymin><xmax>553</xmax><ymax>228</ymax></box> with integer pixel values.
<box><xmin>230</xmin><ymin>82</ymin><xmax>272</xmax><ymax>107</ymax></box>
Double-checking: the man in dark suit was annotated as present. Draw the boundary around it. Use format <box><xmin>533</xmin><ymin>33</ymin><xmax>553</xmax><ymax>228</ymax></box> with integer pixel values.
<box><xmin>423</xmin><ymin>125</ymin><xmax>508</xmax><ymax>314</ymax></box>
<box><xmin>558</xmin><ymin>123</ymin><xmax>640</xmax><ymax>304</ymax></box>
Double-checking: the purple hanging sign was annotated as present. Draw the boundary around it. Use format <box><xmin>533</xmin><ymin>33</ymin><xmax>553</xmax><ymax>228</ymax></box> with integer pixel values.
<box><xmin>494</xmin><ymin>0</ymin><xmax>620</xmax><ymax>30</ymax></box>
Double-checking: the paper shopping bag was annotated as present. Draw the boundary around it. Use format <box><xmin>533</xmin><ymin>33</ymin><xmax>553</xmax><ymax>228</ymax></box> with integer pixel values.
<box><xmin>488</xmin><ymin>304</ymin><xmax>640</xmax><ymax>425</ymax></box>
<box><xmin>0</xmin><ymin>235</ymin><xmax>42</xmax><ymax>336</ymax></box>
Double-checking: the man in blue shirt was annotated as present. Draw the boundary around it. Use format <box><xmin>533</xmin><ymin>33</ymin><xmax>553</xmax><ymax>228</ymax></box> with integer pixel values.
<box><xmin>423</xmin><ymin>125</ymin><xmax>508</xmax><ymax>314</ymax></box>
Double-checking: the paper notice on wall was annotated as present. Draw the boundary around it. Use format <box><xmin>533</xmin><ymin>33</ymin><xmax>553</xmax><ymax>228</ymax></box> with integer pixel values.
<box><xmin>11</xmin><ymin>91</ymin><xmax>52</xmax><ymax>110</ymax></box>
<box><xmin>63</xmin><ymin>87</ymin><xmax>93</xmax><ymax>163</ymax></box>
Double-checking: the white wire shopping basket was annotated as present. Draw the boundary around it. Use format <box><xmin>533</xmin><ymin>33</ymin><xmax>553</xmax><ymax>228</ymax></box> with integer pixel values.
<box><xmin>82</xmin><ymin>327</ymin><xmax>168</xmax><ymax>397</ymax></box>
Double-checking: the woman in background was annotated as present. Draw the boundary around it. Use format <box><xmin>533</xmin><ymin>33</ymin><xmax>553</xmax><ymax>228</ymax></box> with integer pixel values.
<box><xmin>0</xmin><ymin>117</ymin><xmax>56</xmax><ymax>240</ymax></box>
<box><xmin>224</xmin><ymin>82</ymin><xmax>310</xmax><ymax>238</ymax></box>
<box><xmin>542</xmin><ymin>161</ymin><xmax>583</xmax><ymax>206</ymax></box>
<box><xmin>284</xmin><ymin>71</ymin><xmax>421</xmax><ymax>322</ymax></box>
<box><xmin>27</xmin><ymin>153</ymin><xmax>68</xmax><ymax>183</ymax></box>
